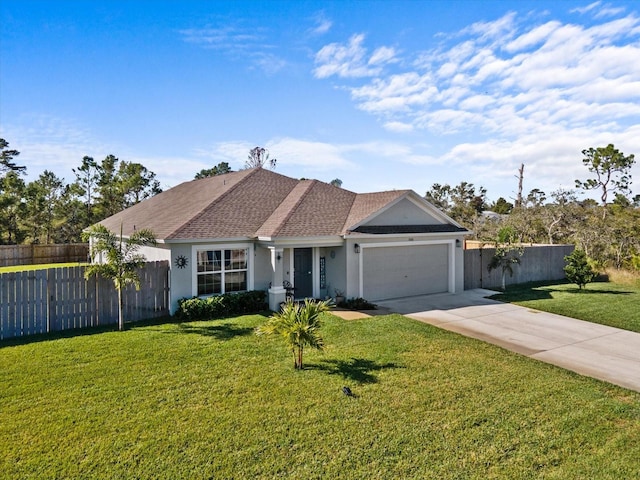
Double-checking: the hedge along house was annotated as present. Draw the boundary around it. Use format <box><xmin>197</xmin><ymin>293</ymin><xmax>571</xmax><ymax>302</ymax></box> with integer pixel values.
<box><xmin>97</xmin><ymin>168</ymin><xmax>469</xmax><ymax>313</ymax></box>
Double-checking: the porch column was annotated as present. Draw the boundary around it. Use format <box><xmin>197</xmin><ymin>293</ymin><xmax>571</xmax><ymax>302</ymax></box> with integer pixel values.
<box><xmin>268</xmin><ymin>247</ymin><xmax>286</xmax><ymax>311</ymax></box>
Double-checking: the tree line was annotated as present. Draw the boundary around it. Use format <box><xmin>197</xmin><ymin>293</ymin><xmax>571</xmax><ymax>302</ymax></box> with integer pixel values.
<box><xmin>426</xmin><ymin>144</ymin><xmax>638</xmax><ymax>271</ymax></box>
<box><xmin>3</xmin><ymin>138</ymin><xmax>637</xmax><ymax>271</ymax></box>
<box><xmin>1</xmin><ymin>139</ymin><xmax>161</xmax><ymax>245</ymax></box>
<box><xmin>0</xmin><ymin>142</ymin><xmax>283</xmax><ymax>245</ymax></box>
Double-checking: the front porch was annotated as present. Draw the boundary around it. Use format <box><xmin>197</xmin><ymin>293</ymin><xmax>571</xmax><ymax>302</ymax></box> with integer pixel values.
<box><xmin>265</xmin><ymin>245</ymin><xmax>344</xmax><ymax>311</ymax></box>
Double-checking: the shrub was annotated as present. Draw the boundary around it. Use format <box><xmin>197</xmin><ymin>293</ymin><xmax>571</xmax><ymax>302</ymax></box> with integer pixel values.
<box><xmin>176</xmin><ymin>290</ymin><xmax>267</xmax><ymax>320</ymax></box>
<box><xmin>564</xmin><ymin>249</ymin><xmax>596</xmax><ymax>289</ymax></box>
<box><xmin>339</xmin><ymin>297</ymin><xmax>377</xmax><ymax>310</ymax></box>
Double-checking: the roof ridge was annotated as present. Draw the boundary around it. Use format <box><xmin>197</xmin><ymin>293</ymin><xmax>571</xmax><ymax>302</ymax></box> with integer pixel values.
<box><xmin>167</xmin><ymin>169</ymin><xmax>258</xmax><ymax>238</ymax></box>
<box><xmin>263</xmin><ymin>179</ymin><xmax>317</xmax><ymax>237</ymax></box>
<box><xmin>340</xmin><ymin>192</ymin><xmax>361</xmax><ymax>234</ymax></box>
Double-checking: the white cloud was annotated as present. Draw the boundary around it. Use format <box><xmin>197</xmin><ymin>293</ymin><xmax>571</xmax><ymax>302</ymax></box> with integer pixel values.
<box><xmin>369</xmin><ymin>46</ymin><xmax>397</xmax><ymax>65</ymax></box>
<box><xmin>0</xmin><ymin>114</ymin><xmax>207</xmax><ymax>189</ymax></box>
<box><xmin>178</xmin><ymin>25</ymin><xmax>286</xmax><ymax>74</ymax></box>
<box><xmin>594</xmin><ymin>6</ymin><xmax>627</xmax><ymax>18</ymax></box>
<box><xmin>266</xmin><ymin>138</ymin><xmax>353</xmax><ymax>169</ymax></box>
<box><xmin>316</xmin><ymin>9</ymin><xmax>640</xmax><ymax>142</ymax></box>
<box><xmin>309</xmin><ymin>13</ymin><xmax>332</xmax><ymax>35</ymax></box>
<box><xmin>313</xmin><ymin>34</ymin><xmax>397</xmax><ymax>79</ymax></box>
<box><xmin>252</xmin><ymin>53</ymin><xmax>288</xmax><ymax>75</ymax></box>
<box><xmin>459</xmin><ymin>94</ymin><xmax>495</xmax><ymax>110</ymax></box>
<box><xmin>571</xmin><ymin>2</ymin><xmax>627</xmax><ymax>19</ymax></box>
<box><xmin>123</xmin><ymin>155</ymin><xmax>215</xmax><ymax>188</ymax></box>
<box><xmin>351</xmin><ymin>72</ymin><xmax>437</xmax><ymax>113</ymax></box>
<box><xmin>178</xmin><ymin>27</ymin><xmax>262</xmax><ymax>49</ymax></box>
<box><xmin>463</xmin><ymin>11</ymin><xmax>517</xmax><ymax>44</ymax></box>
<box><xmin>384</xmin><ymin>121</ymin><xmax>414</xmax><ymax>133</ymax></box>
<box><xmin>0</xmin><ymin>114</ymin><xmax>107</xmax><ymax>182</ymax></box>
<box><xmin>204</xmin><ymin>138</ymin><xmax>355</xmax><ymax>171</ymax></box>
<box><xmin>570</xmin><ymin>1</ymin><xmax>602</xmax><ymax>15</ymax></box>
<box><xmin>311</xmin><ymin>7</ymin><xmax>640</xmax><ymax>199</ymax></box>
<box><xmin>505</xmin><ymin>21</ymin><xmax>561</xmax><ymax>53</ymax></box>
<box><xmin>202</xmin><ymin>141</ymin><xmax>254</xmax><ymax>167</ymax></box>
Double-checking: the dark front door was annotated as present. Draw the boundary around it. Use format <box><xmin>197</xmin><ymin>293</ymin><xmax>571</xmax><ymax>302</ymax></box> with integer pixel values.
<box><xmin>294</xmin><ymin>248</ymin><xmax>313</xmax><ymax>298</ymax></box>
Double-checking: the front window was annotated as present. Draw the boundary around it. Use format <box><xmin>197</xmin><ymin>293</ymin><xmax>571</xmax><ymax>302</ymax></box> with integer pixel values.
<box><xmin>196</xmin><ymin>248</ymin><xmax>247</xmax><ymax>295</ymax></box>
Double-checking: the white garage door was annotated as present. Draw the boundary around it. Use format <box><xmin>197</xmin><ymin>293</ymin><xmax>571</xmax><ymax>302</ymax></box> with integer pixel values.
<box><xmin>363</xmin><ymin>244</ymin><xmax>449</xmax><ymax>301</ymax></box>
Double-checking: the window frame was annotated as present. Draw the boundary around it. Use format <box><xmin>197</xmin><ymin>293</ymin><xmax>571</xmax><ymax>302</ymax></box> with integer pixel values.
<box><xmin>192</xmin><ymin>244</ymin><xmax>253</xmax><ymax>297</ymax></box>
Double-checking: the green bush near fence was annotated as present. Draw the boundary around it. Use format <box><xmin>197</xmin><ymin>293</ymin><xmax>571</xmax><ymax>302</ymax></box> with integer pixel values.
<box><xmin>175</xmin><ymin>290</ymin><xmax>267</xmax><ymax>320</ymax></box>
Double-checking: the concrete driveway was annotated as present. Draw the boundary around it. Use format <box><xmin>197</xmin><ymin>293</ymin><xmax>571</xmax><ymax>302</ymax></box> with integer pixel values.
<box><xmin>376</xmin><ymin>289</ymin><xmax>640</xmax><ymax>393</ymax></box>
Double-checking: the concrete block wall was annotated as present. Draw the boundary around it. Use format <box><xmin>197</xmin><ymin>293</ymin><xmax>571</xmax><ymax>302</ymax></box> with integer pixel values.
<box><xmin>464</xmin><ymin>244</ymin><xmax>574</xmax><ymax>290</ymax></box>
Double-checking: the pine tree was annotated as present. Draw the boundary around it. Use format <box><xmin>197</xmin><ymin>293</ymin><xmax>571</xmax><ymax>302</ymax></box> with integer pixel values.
<box><xmin>564</xmin><ymin>249</ymin><xmax>595</xmax><ymax>290</ymax></box>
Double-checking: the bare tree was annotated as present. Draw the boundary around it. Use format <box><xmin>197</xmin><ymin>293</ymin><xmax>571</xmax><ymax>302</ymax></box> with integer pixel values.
<box><xmin>515</xmin><ymin>163</ymin><xmax>524</xmax><ymax>208</ymax></box>
<box><xmin>246</xmin><ymin>147</ymin><xmax>276</xmax><ymax>169</ymax></box>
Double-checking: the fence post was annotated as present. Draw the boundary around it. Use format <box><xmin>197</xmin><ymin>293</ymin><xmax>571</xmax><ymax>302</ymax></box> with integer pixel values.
<box><xmin>46</xmin><ymin>268</ymin><xmax>51</xmax><ymax>333</ymax></box>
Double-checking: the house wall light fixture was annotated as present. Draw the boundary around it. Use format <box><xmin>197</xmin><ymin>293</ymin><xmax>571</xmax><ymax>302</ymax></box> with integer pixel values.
<box><xmin>354</xmin><ymin>243</ymin><xmax>360</xmax><ymax>254</ymax></box>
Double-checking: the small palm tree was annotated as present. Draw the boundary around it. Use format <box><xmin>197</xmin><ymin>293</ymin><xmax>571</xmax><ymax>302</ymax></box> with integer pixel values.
<box><xmin>82</xmin><ymin>223</ymin><xmax>157</xmax><ymax>331</ymax></box>
<box><xmin>487</xmin><ymin>247</ymin><xmax>522</xmax><ymax>291</ymax></box>
<box><xmin>487</xmin><ymin>226</ymin><xmax>523</xmax><ymax>291</ymax></box>
<box><xmin>256</xmin><ymin>299</ymin><xmax>332</xmax><ymax>369</ymax></box>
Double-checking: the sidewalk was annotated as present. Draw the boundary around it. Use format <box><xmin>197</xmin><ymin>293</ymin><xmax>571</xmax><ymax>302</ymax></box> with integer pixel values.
<box><xmin>376</xmin><ymin>289</ymin><xmax>640</xmax><ymax>393</ymax></box>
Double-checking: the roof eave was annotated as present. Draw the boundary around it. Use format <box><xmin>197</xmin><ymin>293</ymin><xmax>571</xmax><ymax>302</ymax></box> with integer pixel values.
<box><xmin>164</xmin><ymin>236</ymin><xmax>255</xmax><ymax>244</ymax></box>
<box><xmin>257</xmin><ymin>235</ymin><xmax>344</xmax><ymax>248</ymax></box>
<box><xmin>344</xmin><ymin>231</ymin><xmax>470</xmax><ymax>240</ymax></box>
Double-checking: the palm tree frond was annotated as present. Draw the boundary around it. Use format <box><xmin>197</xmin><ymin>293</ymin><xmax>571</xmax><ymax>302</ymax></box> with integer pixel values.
<box><xmin>82</xmin><ymin>223</ymin><xmax>156</xmax><ymax>330</ymax></box>
<box><xmin>255</xmin><ymin>299</ymin><xmax>333</xmax><ymax>368</ymax></box>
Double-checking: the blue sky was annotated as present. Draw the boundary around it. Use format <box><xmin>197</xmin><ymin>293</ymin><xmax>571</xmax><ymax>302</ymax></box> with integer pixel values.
<box><xmin>2</xmin><ymin>0</ymin><xmax>639</xmax><ymax>203</ymax></box>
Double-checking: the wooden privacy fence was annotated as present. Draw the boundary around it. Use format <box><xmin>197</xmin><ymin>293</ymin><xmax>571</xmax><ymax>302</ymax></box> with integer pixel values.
<box><xmin>0</xmin><ymin>243</ymin><xmax>89</xmax><ymax>267</ymax></box>
<box><xmin>0</xmin><ymin>261</ymin><xmax>170</xmax><ymax>340</ymax></box>
<box><xmin>464</xmin><ymin>244</ymin><xmax>574</xmax><ymax>290</ymax></box>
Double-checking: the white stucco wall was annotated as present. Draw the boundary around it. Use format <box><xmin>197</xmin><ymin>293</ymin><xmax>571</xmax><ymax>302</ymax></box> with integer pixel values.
<box><xmin>254</xmin><ymin>244</ymin><xmax>273</xmax><ymax>291</ymax></box>
<box><xmin>162</xmin><ymin>232</ymin><xmax>465</xmax><ymax>313</ymax></box>
<box><xmin>138</xmin><ymin>244</ymin><xmax>171</xmax><ymax>262</ymax></box>
<box><xmin>283</xmin><ymin>249</ymin><xmax>293</xmax><ymax>284</ymax></box>
<box><xmin>345</xmin><ymin>238</ymin><xmax>361</xmax><ymax>299</ymax></box>
<box><xmin>323</xmin><ymin>246</ymin><xmax>346</xmax><ymax>299</ymax></box>
<box><xmin>454</xmin><ymin>236</ymin><xmax>465</xmax><ymax>292</ymax></box>
<box><xmin>168</xmin><ymin>243</ymin><xmax>193</xmax><ymax>313</ymax></box>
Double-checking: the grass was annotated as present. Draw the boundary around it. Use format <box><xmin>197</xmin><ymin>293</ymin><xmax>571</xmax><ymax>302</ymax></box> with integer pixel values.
<box><xmin>0</xmin><ymin>262</ymin><xmax>88</xmax><ymax>273</ymax></box>
<box><xmin>2</xmin><ymin>313</ymin><xmax>639</xmax><ymax>479</ymax></box>
<box><xmin>491</xmin><ymin>280</ymin><xmax>640</xmax><ymax>333</ymax></box>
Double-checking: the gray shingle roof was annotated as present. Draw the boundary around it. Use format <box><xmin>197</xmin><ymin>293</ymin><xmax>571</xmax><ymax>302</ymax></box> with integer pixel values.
<box><xmin>342</xmin><ymin>190</ymin><xmax>409</xmax><ymax>232</ymax></box>
<box><xmin>98</xmin><ymin>168</ymin><xmax>465</xmax><ymax>240</ymax></box>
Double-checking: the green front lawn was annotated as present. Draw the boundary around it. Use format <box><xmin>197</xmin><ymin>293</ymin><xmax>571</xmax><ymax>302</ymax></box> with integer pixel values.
<box><xmin>0</xmin><ymin>262</ymin><xmax>88</xmax><ymax>273</ymax></box>
<box><xmin>2</xmin><ymin>313</ymin><xmax>639</xmax><ymax>479</ymax></box>
<box><xmin>491</xmin><ymin>280</ymin><xmax>640</xmax><ymax>333</ymax></box>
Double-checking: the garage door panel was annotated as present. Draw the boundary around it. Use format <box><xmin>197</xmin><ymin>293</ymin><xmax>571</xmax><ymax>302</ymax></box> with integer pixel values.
<box><xmin>363</xmin><ymin>244</ymin><xmax>448</xmax><ymax>301</ymax></box>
